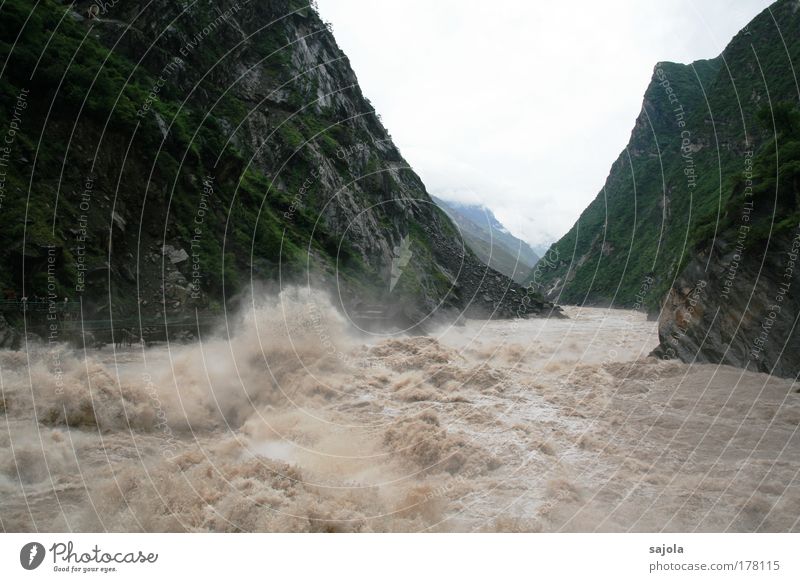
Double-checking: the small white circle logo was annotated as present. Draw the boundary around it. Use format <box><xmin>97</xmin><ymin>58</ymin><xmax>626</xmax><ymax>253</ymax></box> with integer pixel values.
<box><xmin>20</xmin><ymin>542</ymin><xmax>46</xmax><ymax>570</ymax></box>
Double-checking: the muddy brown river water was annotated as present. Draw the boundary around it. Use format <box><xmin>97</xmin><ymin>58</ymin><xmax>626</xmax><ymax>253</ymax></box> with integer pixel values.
<box><xmin>1</xmin><ymin>289</ymin><xmax>798</xmax><ymax>531</ymax></box>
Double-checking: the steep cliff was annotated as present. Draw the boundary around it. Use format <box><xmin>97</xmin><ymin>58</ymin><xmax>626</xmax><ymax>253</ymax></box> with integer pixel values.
<box><xmin>653</xmin><ymin>104</ymin><xmax>800</xmax><ymax>377</ymax></box>
<box><xmin>528</xmin><ymin>55</ymin><xmax>720</xmax><ymax>308</ymax></box>
<box><xmin>0</xmin><ymin>0</ymin><xmax>552</xmax><ymax>343</ymax></box>
<box><xmin>531</xmin><ymin>0</ymin><xmax>800</xmax><ymax>376</ymax></box>
<box><xmin>531</xmin><ymin>0</ymin><xmax>800</xmax><ymax>315</ymax></box>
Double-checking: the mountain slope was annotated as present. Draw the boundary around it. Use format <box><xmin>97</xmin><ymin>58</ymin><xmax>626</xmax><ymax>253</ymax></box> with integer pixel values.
<box><xmin>0</xmin><ymin>0</ymin><xmax>553</xmax><ymax>344</ymax></box>
<box><xmin>531</xmin><ymin>0</ymin><xmax>800</xmax><ymax>376</ymax></box>
<box><xmin>531</xmin><ymin>0</ymin><xmax>800</xmax><ymax>315</ymax></box>
<box><xmin>432</xmin><ymin>196</ymin><xmax>539</xmax><ymax>282</ymax></box>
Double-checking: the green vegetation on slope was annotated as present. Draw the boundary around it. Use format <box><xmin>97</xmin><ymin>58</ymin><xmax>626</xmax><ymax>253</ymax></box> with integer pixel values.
<box><xmin>0</xmin><ymin>0</ymin><xmax>467</xmax><ymax>327</ymax></box>
<box><xmin>531</xmin><ymin>0</ymin><xmax>800</xmax><ymax>311</ymax></box>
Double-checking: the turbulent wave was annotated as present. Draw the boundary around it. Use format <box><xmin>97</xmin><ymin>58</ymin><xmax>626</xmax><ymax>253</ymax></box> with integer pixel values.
<box><xmin>1</xmin><ymin>291</ymin><xmax>798</xmax><ymax>532</ymax></box>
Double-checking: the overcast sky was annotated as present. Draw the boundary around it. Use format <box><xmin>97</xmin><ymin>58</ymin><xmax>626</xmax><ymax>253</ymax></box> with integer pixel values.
<box><xmin>316</xmin><ymin>0</ymin><xmax>776</xmax><ymax>250</ymax></box>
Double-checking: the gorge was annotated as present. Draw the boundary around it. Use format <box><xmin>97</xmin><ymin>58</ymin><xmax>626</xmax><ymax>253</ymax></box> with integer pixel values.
<box><xmin>0</xmin><ymin>0</ymin><xmax>798</xmax><ymax>535</ymax></box>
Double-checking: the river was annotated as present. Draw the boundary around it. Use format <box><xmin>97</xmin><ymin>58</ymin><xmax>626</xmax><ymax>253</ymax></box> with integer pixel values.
<box><xmin>1</xmin><ymin>289</ymin><xmax>798</xmax><ymax>532</ymax></box>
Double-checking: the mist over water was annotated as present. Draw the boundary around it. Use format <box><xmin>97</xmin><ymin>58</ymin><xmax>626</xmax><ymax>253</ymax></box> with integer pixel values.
<box><xmin>1</xmin><ymin>288</ymin><xmax>798</xmax><ymax>532</ymax></box>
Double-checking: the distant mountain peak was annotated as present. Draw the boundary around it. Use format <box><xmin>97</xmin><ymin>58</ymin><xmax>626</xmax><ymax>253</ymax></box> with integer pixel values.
<box><xmin>432</xmin><ymin>196</ymin><xmax>540</xmax><ymax>283</ymax></box>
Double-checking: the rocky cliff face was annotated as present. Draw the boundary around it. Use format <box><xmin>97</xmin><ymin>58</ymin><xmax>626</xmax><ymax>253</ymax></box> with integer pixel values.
<box><xmin>531</xmin><ymin>0</ymin><xmax>800</xmax><ymax>315</ymax></box>
<box><xmin>653</xmin><ymin>101</ymin><xmax>800</xmax><ymax>377</ymax></box>
<box><xmin>654</xmin><ymin>230</ymin><xmax>800</xmax><ymax>377</ymax></box>
<box><xmin>0</xmin><ymin>0</ymin><xmax>553</xmax><ymax>342</ymax></box>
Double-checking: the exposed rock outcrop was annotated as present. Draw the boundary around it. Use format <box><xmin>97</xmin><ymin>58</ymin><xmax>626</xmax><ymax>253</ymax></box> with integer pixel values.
<box><xmin>654</xmin><ymin>230</ymin><xmax>800</xmax><ymax>378</ymax></box>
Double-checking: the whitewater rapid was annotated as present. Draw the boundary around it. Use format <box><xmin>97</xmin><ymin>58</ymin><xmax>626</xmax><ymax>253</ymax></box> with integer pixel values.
<box><xmin>1</xmin><ymin>290</ymin><xmax>798</xmax><ymax>532</ymax></box>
